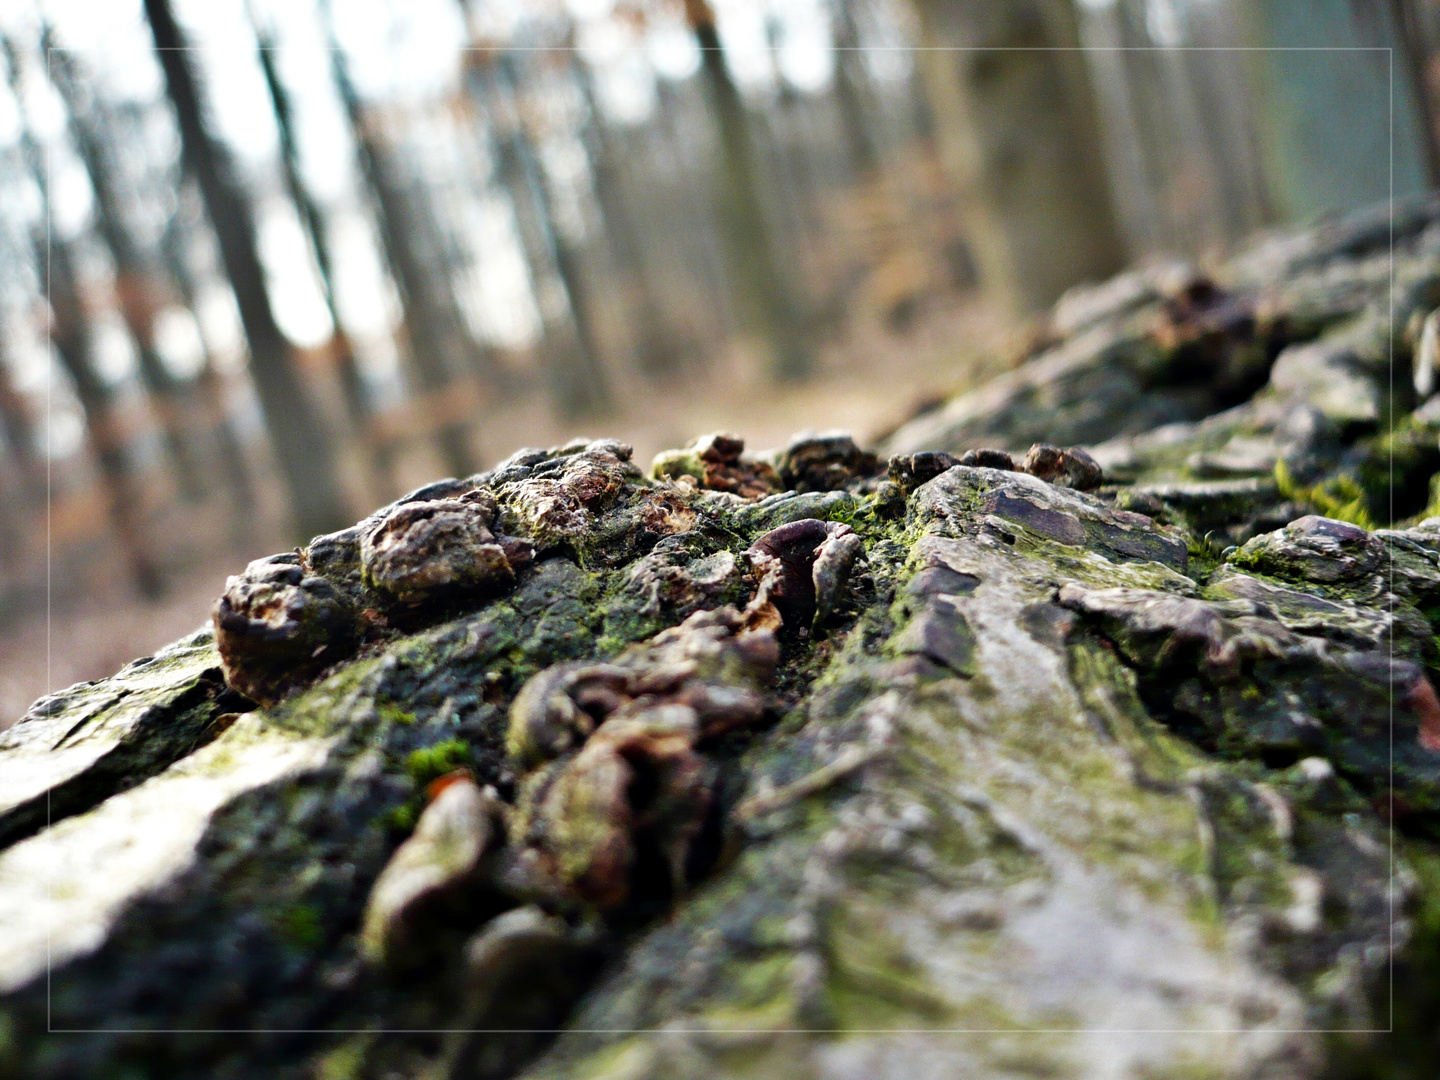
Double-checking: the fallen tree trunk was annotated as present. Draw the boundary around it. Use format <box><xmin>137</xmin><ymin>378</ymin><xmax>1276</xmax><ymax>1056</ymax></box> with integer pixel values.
<box><xmin>4</xmin><ymin>204</ymin><xmax>1440</xmax><ymax>1079</ymax></box>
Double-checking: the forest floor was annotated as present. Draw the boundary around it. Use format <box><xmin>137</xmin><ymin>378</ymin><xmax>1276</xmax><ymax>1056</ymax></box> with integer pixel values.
<box><xmin>0</xmin><ymin>297</ymin><xmax>1008</xmax><ymax>729</ymax></box>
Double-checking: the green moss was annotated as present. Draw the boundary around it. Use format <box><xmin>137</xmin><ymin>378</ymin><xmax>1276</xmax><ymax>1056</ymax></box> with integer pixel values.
<box><xmin>312</xmin><ymin>1034</ymin><xmax>376</xmax><ymax>1080</ymax></box>
<box><xmin>1322</xmin><ymin>840</ymin><xmax>1440</xmax><ymax>1080</ymax></box>
<box><xmin>649</xmin><ymin>447</ymin><xmax>705</xmax><ymax>483</ymax></box>
<box><xmin>1355</xmin><ymin>420</ymin><xmax>1440</xmax><ymax>523</ymax></box>
<box><xmin>275</xmin><ymin>903</ymin><xmax>325</xmax><ymax>950</ymax></box>
<box><xmin>823</xmin><ymin>952</ymin><xmax>952</xmax><ymax>1029</ymax></box>
<box><xmin>560</xmin><ymin>1038</ymin><xmax>659</xmax><ymax>1080</ymax></box>
<box><xmin>383</xmin><ymin>801</ymin><xmax>418</xmax><ymax>834</ymax></box>
<box><xmin>1408</xmin><ymin>472</ymin><xmax>1440</xmax><ymax>526</ymax></box>
<box><xmin>0</xmin><ymin>1010</ymin><xmax>15</xmax><ymax>1079</ymax></box>
<box><xmin>266</xmin><ymin>653</ymin><xmax>388</xmax><ymax>738</ymax></box>
<box><xmin>374</xmin><ymin>701</ymin><xmax>415</xmax><ymax>726</ymax></box>
<box><xmin>26</xmin><ymin>423</ymin><xmax>1440</xmax><ymax>1080</ymax></box>
<box><xmin>404</xmin><ymin>738</ymin><xmax>472</xmax><ymax>786</ymax></box>
<box><xmin>1184</xmin><ymin>530</ymin><xmax>1228</xmax><ymax>580</ymax></box>
<box><xmin>722</xmin><ymin>490</ymin><xmax>861</xmax><ymax>536</ymax></box>
<box><xmin>1274</xmin><ymin>459</ymin><xmax>1375</xmax><ymax>529</ymax></box>
<box><xmin>1135</xmin><ymin>1060</ymin><xmax>1233</xmax><ymax>1080</ymax></box>
<box><xmin>720</xmin><ymin>952</ymin><xmax>803</xmax><ymax>1017</ymax></box>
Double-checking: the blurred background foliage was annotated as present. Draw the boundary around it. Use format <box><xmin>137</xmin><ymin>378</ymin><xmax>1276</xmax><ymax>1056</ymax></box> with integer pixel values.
<box><xmin>0</xmin><ymin>0</ymin><xmax>1437</xmax><ymax>721</ymax></box>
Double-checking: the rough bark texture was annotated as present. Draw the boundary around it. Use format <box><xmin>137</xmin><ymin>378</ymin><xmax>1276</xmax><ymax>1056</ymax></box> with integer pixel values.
<box><xmin>5</xmin><ymin>204</ymin><xmax>1440</xmax><ymax>1079</ymax></box>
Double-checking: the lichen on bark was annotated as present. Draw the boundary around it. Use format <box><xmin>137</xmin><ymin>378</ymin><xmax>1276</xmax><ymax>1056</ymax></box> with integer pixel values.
<box><xmin>5</xmin><ymin>203</ymin><xmax>1440</xmax><ymax>1079</ymax></box>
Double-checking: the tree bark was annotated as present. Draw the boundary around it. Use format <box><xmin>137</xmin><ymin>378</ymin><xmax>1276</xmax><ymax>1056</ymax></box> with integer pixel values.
<box><xmin>4</xmin><ymin>201</ymin><xmax>1440</xmax><ymax>1080</ymax></box>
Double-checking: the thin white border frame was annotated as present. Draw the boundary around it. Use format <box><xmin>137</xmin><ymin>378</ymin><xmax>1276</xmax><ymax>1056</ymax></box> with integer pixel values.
<box><xmin>37</xmin><ymin>40</ymin><xmax>1403</xmax><ymax>1039</ymax></box>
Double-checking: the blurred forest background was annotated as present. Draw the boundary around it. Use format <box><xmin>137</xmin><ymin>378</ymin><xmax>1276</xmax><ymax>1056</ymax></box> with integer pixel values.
<box><xmin>1</xmin><ymin>0</ymin><xmax>1438</xmax><ymax>725</ymax></box>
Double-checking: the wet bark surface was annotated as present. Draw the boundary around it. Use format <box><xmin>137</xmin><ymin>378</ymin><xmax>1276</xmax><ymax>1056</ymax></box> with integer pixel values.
<box><xmin>5</xmin><ymin>203</ymin><xmax>1440</xmax><ymax>1079</ymax></box>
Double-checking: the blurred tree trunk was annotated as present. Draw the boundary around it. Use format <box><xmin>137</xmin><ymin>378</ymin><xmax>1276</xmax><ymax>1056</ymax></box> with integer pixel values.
<box><xmin>654</xmin><ymin>78</ymin><xmax>741</xmax><ymax>348</ymax></box>
<box><xmin>3</xmin><ymin>37</ymin><xmax>162</xmax><ymax>598</ymax></box>
<box><xmin>761</xmin><ymin>52</ymin><xmax>822</xmax><ymax>259</ymax></box>
<box><xmin>46</xmin><ymin>42</ymin><xmax>207</xmax><ymax>506</ymax></box>
<box><xmin>143</xmin><ymin>0</ymin><xmax>348</xmax><ymax>541</ymax></box>
<box><xmin>250</xmin><ymin>16</ymin><xmax>396</xmax><ymax>502</ymax></box>
<box><xmin>474</xmin><ymin>49</ymin><xmax>611</xmax><ymax>419</ymax></box>
<box><xmin>1392</xmin><ymin>0</ymin><xmax>1440</xmax><ymax>181</ymax></box>
<box><xmin>1234</xmin><ymin>0</ymin><xmax>1434</xmax><ymax>222</ymax></box>
<box><xmin>1070</xmin><ymin>0</ymin><xmax>1269</xmax><ymax>257</ymax></box>
<box><xmin>0</xmin><ymin>324</ymin><xmax>44</xmax><ymax>590</ymax></box>
<box><xmin>1178</xmin><ymin>2</ymin><xmax>1275</xmax><ymax>241</ymax></box>
<box><xmin>4</xmin><ymin>177</ymin><xmax>161</xmax><ymax>599</ymax></box>
<box><xmin>1070</xmin><ymin>0</ymin><xmax>1173</xmax><ymax>255</ymax></box>
<box><xmin>607</xmin><ymin>77</ymin><xmax>725</xmax><ymax>363</ymax></box>
<box><xmin>830</xmin><ymin>0</ymin><xmax>882</xmax><ymax>178</ymax></box>
<box><xmin>0</xmin><ymin>335</ymin><xmax>42</xmax><ymax>506</ymax></box>
<box><xmin>320</xmin><ymin>9</ymin><xmax>481</xmax><ymax>478</ymax></box>
<box><xmin>684</xmin><ymin>0</ymin><xmax>813</xmax><ymax>382</ymax></box>
<box><xmin>0</xmin><ymin>412</ymin><xmax>32</xmax><ymax>594</ymax></box>
<box><xmin>41</xmin><ymin>239</ymin><xmax>163</xmax><ymax>598</ymax></box>
<box><xmin>570</xmin><ymin>52</ymin><xmax>679</xmax><ymax>383</ymax></box>
<box><xmin>0</xmin><ymin>424</ymin><xmax>29</xmax><ymax>590</ymax></box>
<box><xmin>159</xmin><ymin>183</ymin><xmax>256</xmax><ymax>516</ymax></box>
<box><xmin>910</xmin><ymin>0</ymin><xmax>1126</xmax><ymax>315</ymax></box>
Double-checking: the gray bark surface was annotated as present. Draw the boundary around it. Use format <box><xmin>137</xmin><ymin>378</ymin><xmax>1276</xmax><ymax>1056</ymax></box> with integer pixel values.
<box><xmin>4</xmin><ymin>204</ymin><xmax>1440</xmax><ymax>1079</ymax></box>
